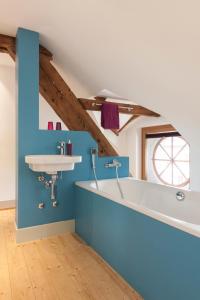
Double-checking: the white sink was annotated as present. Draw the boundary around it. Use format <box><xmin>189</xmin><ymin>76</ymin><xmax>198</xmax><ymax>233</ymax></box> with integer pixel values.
<box><xmin>25</xmin><ymin>155</ymin><xmax>82</xmax><ymax>175</ymax></box>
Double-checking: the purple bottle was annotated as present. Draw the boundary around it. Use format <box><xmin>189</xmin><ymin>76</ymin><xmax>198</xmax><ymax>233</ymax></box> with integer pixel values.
<box><xmin>56</xmin><ymin>122</ymin><xmax>62</xmax><ymax>130</ymax></box>
<box><xmin>66</xmin><ymin>140</ymin><xmax>72</xmax><ymax>155</ymax></box>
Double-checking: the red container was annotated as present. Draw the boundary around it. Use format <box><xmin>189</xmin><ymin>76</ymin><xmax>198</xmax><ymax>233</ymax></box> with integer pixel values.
<box><xmin>48</xmin><ymin>121</ymin><xmax>54</xmax><ymax>130</ymax></box>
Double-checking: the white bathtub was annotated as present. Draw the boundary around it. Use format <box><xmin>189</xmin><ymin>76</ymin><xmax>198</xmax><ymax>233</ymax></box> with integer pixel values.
<box><xmin>76</xmin><ymin>177</ymin><xmax>200</xmax><ymax>238</ymax></box>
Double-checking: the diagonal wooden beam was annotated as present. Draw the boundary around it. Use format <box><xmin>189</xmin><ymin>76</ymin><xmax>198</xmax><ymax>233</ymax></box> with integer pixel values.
<box><xmin>0</xmin><ymin>46</ymin><xmax>8</xmax><ymax>53</ymax></box>
<box><xmin>111</xmin><ymin>115</ymin><xmax>139</xmax><ymax>136</ymax></box>
<box><xmin>39</xmin><ymin>55</ymin><xmax>118</xmax><ymax>156</ymax></box>
<box><xmin>0</xmin><ymin>34</ymin><xmax>15</xmax><ymax>49</ymax></box>
<box><xmin>39</xmin><ymin>45</ymin><xmax>53</xmax><ymax>59</ymax></box>
<box><xmin>78</xmin><ymin>98</ymin><xmax>160</xmax><ymax>117</ymax></box>
<box><xmin>117</xmin><ymin>115</ymin><xmax>139</xmax><ymax>135</ymax></box>
<box><xmin>0</xmin><ymin>35</ymin><xmax>16</xmax><ymax>60</ymax></box>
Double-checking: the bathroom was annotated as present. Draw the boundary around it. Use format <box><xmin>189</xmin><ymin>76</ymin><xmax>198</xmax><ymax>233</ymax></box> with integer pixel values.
<box><xmin>0</xmin><ymin>2</ymin><xmax>200</xmax><ymax>300</ymax></box>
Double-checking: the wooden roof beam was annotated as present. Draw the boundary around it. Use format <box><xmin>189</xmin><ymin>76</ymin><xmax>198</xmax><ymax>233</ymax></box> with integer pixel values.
<box><xmin>0</xmin><ymin>34</ymin><xmax>15</xmax><ymax>49</ymax></box>
<box><xmin>117</xmin><ymin>115</ymin><xmax>139</xmax><ymax>134</ymax></box>
<box><xmin>112</xmin><ymin>115</ymin><xmax>139</xmax><ymax>136</ymax></box>
<box><xmin>39</xmin><ymin>55</ymin><xmax>118</xmax><ymax>156</ymax></box>
<box><xmin>0</xmin><ymin>46</ymin><xmax>9</xmax><ymax>53</ymax></box>
<box><xmin>0</xmin><ymin>34</ymin><xmax>53</xmax><ymax>60</ymax></box>
<box><xmin>94</xmin><ymin>96</ymin><xmax>107</xmax><ymax>101</ymax></box>
<box><xmin>78</xmin><ymin>98</ymin><xmax>160</xmax><ymax>117</ymax></box>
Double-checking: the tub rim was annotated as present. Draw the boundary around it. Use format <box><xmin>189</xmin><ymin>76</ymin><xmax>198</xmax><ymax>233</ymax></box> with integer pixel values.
<box><xmin>75</xmin><ymin>177</ymin><xmax>200</xmax><ymax>239</ymax></box>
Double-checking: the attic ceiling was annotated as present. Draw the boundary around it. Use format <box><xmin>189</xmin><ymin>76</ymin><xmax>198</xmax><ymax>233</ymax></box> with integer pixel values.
<box><xmin>0</xmin><ymin>1</ymin><xmax>200</xmax><ymax>145</ymax></box>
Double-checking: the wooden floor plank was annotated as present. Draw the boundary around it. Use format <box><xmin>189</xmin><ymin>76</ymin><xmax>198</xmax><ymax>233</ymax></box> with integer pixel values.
<box><xmin>36</xmin><ymin>238</ymin><xmax>90</xmax><ymax>300</ymax></box>
<box><xmin>22</xmin><ymin>242</ymin><xmax>59</xmax><ymax>300</ymax></box>
<box><xmin>59</xmin><ymin>234</ymin><xmax>139</xmax><ymax>300</ymax></box>
<box><xmin>0</xmin><ymin>212</ymin><xmax>12</xmax><ymax>300</ymax></box>
<box><xmin>3</xmin><ymin>210</ymin><xmax>36</xmax><ymax>300</ymax></box>
<box><xmin>72</xmin><ymin>234</ymin><xmax>142</xmax><ymax>300</ymax></box>
<box><xmin>0</xmin><ymin>209</ymin><xmax>142</xmax><ymax>300</ymax></box>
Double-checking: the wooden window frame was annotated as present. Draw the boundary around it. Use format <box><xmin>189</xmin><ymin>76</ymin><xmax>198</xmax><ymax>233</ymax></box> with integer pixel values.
<box><xmin>141</xmin><ymin>124</ymin><xmax>176</xmax><ymax>180</ymax></box>
<box><xmin>152</xmin><ymin>136</ymin><xmax>190</xmax><ymax>187</ymax></box>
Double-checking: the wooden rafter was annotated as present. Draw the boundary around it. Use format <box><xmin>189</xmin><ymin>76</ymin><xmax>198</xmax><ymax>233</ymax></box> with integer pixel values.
<box><xmin>112</xmin><ymin>115</ymin><xmax>139</xmax><ymax>136</ymax></box>
<box><xmin>78</xmin><ymin>98</ymin><xmax>160</xmax><ymax>117</ymax></box>
<box><xmin>79</xmin><ymin>97</ymin><xmax>159</xmax><ymax>135</ymax></box>
<box><xmin>39</xmin><ymin>55</ymin><xmax>118</xmax><ymax>156</ymax></box>
<box><xmin>0</xmin><ymin>34</ymin><xmax>15</xmax><ymax>48</ymax></box>
<box><xmin>94</xmin><ymin>96</ymin><xmax>107</xmax><ymax>101</ymax></box>
<box><xmin>0</xmin><ymin>34</ymin><xmax>53</xmax><ymax>60</ymax></box>
<box><xmin>0</xmin><ymin>47</ymin><xmax>8</xmax><ymax>53</ymax></box>
<box><xmin>0</xmin><ymin>33</ymin><xmax>117</xmax><ymax>156</ymax></box>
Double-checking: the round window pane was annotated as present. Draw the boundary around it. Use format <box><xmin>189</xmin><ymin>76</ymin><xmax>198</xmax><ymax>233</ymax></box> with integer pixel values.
<box><xmin>153</xmin><ymin>136</ymin><xmax>190</xmax><ymax>187</ymax></box>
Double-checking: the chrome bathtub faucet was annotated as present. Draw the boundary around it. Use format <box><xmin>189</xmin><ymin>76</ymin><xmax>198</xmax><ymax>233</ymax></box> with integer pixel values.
<box><xmin>104</xmin><ymin>159</ymin><xmax>122</xmax><ymax>168</ymax></box>
<box><xmin>57</xmin><ymin>141</ymin><xmax>65</xmax><ymax>155</ymax></box>
<box><xmin>104</xmin><ymin>159</ymin><xmax>124</xmax><ymax>199</ymax></box>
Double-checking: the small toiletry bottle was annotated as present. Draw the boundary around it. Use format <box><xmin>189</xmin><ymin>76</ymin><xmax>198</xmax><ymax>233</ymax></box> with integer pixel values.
<box><xmin>56</xmin><ymin>122</ymin><xmax>62</xmax><ymax>130</ymax></box>
<box><xmin>48</xmin><ymin>121</ymin><xmax>54</xmax><ymax>130</ymax></box>
<box><xmin>66</xmin><ymin>140</ymin><xmax>72</xmax><ymax>155</ymax></box>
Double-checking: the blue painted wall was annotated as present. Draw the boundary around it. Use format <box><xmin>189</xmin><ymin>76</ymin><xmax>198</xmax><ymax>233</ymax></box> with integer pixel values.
<box><xmin>16</xmin><ymin>28</ymin><xmax>129</xmax><ymax>228</ymax></box>
<box><xmin>75</xmin><ymin>187</ymin><xmax>200</xmax><ymax>300</ymax></box>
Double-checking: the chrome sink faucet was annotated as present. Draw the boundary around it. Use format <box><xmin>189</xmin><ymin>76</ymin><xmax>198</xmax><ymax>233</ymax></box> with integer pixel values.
<box><xmin>104</xmin><ymin>159</ymin><xmax>122</xmax><ymax>168</ymax></box>
<box><xmin>57</xmin><ymin>141</ymin><xmax>65</xmax><ymax>155</ymax></box>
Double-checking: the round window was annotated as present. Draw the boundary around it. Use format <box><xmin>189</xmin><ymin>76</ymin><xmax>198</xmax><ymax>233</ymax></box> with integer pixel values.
<box><xmin>152</xmin><ymin>136</ymin><xmax>190</xmax><ymax>187</ymax></box>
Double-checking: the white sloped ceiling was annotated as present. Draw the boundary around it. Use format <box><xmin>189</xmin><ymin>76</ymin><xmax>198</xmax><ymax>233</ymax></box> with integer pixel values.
<box><xmin>0</xmin><ymin>0</ymin><xmax>200</xmax><ymax>189</ymax></box>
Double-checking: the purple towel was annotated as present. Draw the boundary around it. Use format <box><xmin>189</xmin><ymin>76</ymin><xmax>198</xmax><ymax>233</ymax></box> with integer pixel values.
<box><xmin>101</xmin><ymin>102</ymin><xmax>119</xmax><ymax>129</ymax></box>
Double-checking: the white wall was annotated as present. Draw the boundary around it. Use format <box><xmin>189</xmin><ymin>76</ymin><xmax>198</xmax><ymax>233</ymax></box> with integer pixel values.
<box><xmin>120</xmin><ymin>117</ymin><xmax>168</xmax><ymax>177</ymax></box>
<box><xmin>39</xmin><ymin>95</ymin><xmax>68</xmax><ymax>130</ymax></box>
<box><xmin>89</xmin><ymin>109</ymin><xmax>170</xmax><ymax>179</ymax></box>
<box><xmin>0</xmin><ymin>64</ymin><xmax>15</xmax><ymax>202</ymax></box>
<box><xmin>88</xmin><ymin>110</ymin><xmax>128</xmax><ymax>154</ymax></box>
<box><xmin>89</xmin><ymin>113</ymin><xmax>168</xmax><ymax>178</ymax></box>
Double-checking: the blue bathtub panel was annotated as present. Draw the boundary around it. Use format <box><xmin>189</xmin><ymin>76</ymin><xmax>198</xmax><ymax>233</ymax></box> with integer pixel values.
<box><xmin>75</xmin><ymin>188</ymin><xmax>94</xmax><ymax>244</ymax></box>
<box><xmin>75</xmin><ymin>187</ymin><xmax>200</xmax><ymax>300</ymax></box>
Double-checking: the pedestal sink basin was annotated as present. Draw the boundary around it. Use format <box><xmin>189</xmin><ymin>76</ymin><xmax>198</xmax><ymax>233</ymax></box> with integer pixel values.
<box><xmin>25</xmin><ymin>155</ymin><xmax>82</xmax><ymax>174</ymax></box>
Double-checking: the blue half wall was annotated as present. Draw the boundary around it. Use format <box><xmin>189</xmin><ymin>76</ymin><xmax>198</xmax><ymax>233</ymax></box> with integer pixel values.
<box><xmin>16</xmin><ymin>28</ymin><xmax>129</xmax><ymax>228</ymax></box>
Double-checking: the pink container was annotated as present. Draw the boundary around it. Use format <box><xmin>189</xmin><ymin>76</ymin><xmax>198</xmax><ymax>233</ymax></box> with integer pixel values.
<box><xmin>48</xmin><ymin>121</ymin><xmax>54</xmax><ymax>130</ymax></box>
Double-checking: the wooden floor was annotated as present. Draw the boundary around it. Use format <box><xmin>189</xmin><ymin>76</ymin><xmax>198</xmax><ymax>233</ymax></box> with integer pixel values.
<box><xmin>0</xmin><ymin>209</ymin><xmax>142</xmax><ymax>300</ymax></box>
